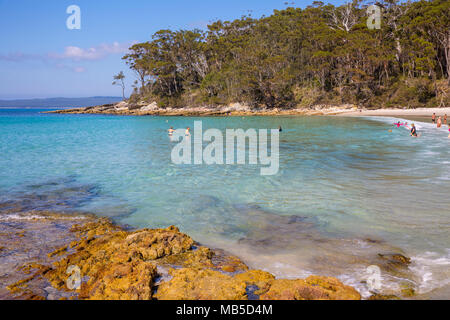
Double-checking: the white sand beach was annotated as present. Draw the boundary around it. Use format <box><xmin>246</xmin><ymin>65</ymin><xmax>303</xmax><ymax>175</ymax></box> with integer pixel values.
<box><xmin>336</xmin><ymin>107</ymin><xmax>450</xmax><ymax>117</ymax></box>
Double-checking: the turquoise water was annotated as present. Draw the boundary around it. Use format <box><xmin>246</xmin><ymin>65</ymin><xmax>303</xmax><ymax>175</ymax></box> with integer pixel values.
<box><xmin>0</xmin><ymin>109</ymin><xmax>449</xmax><ymax>298</ymax></box>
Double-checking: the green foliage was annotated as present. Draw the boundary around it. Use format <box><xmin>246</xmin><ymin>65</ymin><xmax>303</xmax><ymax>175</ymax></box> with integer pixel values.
<box><xmin>123</xmin><ymin>0</ymin><xmax>449</xmax><ymax>108</ymax></box>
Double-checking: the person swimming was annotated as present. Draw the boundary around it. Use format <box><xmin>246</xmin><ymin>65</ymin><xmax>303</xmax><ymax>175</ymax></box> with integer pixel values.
<box><xmin>410</xmin><ymin>123</ymin><xmax>418</xmax><ymax>137</ymax></box>
<box><xmin>168</xmin><ymin>127</ymin><xmax>175</xmax><ymax>135</ymax></box>
<box><xmin>185</xmin><ymin>127</ymin><xmax>191</xmax><ymax>136</ymax></box>
<box><xmin>278</xmin><ymin>126</ymin><xmax>283</xmax><ymax>132</ymax></box>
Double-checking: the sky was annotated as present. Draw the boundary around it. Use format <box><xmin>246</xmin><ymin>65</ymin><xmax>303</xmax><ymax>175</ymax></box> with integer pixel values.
<box><xmin>0</xmin><ymin>0</ymin><xmax>344</xmax><ymax>99</ymax></box>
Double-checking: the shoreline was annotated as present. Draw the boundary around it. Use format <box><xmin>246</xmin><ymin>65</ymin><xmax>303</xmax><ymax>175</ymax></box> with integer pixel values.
<box><xmin>1</xmin><ymin>212</ymin><xmax>363</xmax><ymax>300</ymax></box>
<box><xmin>335</xmin><ymin>107</ymin><xmax>450</xmax><ymax>118</ymax></box>
<box><xmin>44</xmin><ymin>101</ymin><xmax>450</xmax><ymax>118</ymax></box>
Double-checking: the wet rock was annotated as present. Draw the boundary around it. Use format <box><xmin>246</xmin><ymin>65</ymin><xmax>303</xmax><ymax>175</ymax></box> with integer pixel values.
<box><xmin>44</xmin><ymin>222</ymin><xmax>194</xmax><ymax>299</ymax></box>
<box><xmin>400</xmin><ymin>283</ymin><xmax>416</xmax><ymax>297</ymax></box>
<box><xmin>4</xmin><ymin>216</ymin><xmax>362</xmax><ymax>301</ymax></box>
<box><xmin>368</xmin><ymin>293</ymin><xmax>401</xmax><ymax>300</ymax></box>
<box><xmin>155</xmin><ymin>268</ymin><xmax>248</xmax><ymax>300</ymax></box>
<box><xmin>234</xmin><ymin>270</ymin><xmax>275</xmax><ymax>295</ymax></box>
<box><xmin>159</xmin><ymin>246</ymin><xmax>215</xmax><ymax>269</ymax></box>
<box><xmin>81</xmin><ymin>261</ymin><xmax>157</xmax><ymax>300</ymax></box>
<box><xmin>260</xmin><ymin>276</ymin><xmax>361</xmax><ymax>300</ymax></box>
<box><xmin>378</xmin><ymin>253</ymin><xmax>411</xmax><ymax>266</ymax></box>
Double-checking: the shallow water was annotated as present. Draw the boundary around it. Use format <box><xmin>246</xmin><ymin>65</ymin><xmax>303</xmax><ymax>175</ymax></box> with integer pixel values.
<box><xmin>0</xmin><ymin>109</ymin><xmax>449</xmax><ymax>298</ymax></box>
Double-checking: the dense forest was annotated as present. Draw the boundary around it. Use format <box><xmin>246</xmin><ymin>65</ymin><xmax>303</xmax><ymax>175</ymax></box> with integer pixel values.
<box><xmin>122</xmin><ymin>0</ymin><xmax>449</xmax><ymax>109</ymax></box>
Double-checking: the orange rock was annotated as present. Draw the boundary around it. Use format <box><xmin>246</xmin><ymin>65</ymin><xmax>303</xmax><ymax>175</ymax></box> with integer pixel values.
<box><xmin>155</xmin><ymin>268</ymin><xmax>247</xmax><ymax>300</ymax></box>
<box><xmin>260</xmin><ymin>276</ymin><xmax>361</xmax><ymax>300</ymax></box>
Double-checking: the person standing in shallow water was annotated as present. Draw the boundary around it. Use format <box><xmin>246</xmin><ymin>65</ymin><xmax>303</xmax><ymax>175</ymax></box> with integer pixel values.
<box><xmin>432</xmin><ymin>113</ymin><xmax>436</xmax><ymax>124</ymax></box>
<box><xmin>410</xmin><ymin>124</ymin><xmax>418</xmax><ymax>137</ymax></box>
<box><xmin>444</xmin><ymin>114</ymin><xmax>447</xmax><ymax>125</ymax></box>
<box><xmin>185</xmin><ymin>127</ymin><xmax>191</xmax><ymax>136</ymax></box>
<box><xmin>437</xmin><ymin>117</ymin><xmax>442</xmax><ymax>128</ymax></box>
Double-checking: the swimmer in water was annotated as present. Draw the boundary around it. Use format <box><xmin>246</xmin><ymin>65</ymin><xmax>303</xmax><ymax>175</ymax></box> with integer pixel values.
<box><xmin>185</xmin><ymin>127</ymin><xmax>191</xmax><ymax>136</ymax></box>
<box><xmin>278</xmin><ymin>126</ymin><xmax>282</xmax><ymax>132</ymax></box>
<box><xmin>168</xmin><ymin>127</ymin><xmax>175</xmax><ymax>135</ymax></box>
<box><xmin>410</xmin><ymin>123</ymin><xmax>418</xmax><ymax>137</ymax></box>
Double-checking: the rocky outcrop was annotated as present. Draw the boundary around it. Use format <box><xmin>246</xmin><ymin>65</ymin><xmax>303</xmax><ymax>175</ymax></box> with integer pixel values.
<box><xmin>155</xmin><ymin>268</ymin><xmax>248</xmax><ymax>300</ymax></box>
<box><xmin>6</xmin><ymin>217</ymin><xmax>361</xmax><ymax>300</ymax></box>
<box><xmin>259</xmin><ymin>276</ymin><xmax>361</xmax><ymax>300</ymax></box>
<box><xmin>44</xmin><ymin>101</ymin><xmax>360</xmax><ymax>117</ymax></box>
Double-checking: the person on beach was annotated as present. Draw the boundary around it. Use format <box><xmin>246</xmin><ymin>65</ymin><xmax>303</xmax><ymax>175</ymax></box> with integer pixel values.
<box><xmin>410</xmin><ymin>124</ymin><xmax>418</xmax><ymax>137</ymax></box>
<box><xmin>185</xmin><ymin>127</ymin><xmax>191</xmax><ymax>136</ymax></box>
<box><xmin>432</xmin><ymin>113</ymin><xmax>436</xmax><ymax>123</ymax></box>
<box><xmin>168</xmin><ymin>127</ymin><xmax>174</xmax><ymax>135</ymax></box>
<box><xmin>437</xmin><ymin>117</ymin><xmax>442</xmax><ymax>128</ymax></box>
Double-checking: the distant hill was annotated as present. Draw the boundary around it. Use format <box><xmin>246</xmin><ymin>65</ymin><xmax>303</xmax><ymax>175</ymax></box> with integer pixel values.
<box><xmin>0</xmin><ymin>96</ymin><xmax>123</xmax><ymax>108</ymax></box>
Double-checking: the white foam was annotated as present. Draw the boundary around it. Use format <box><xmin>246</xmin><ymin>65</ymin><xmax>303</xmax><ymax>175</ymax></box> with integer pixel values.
<box><xmin>409</xmin><ymin>251</ymin><xmax>450</xmax><ymax>294</ymax></box>
<box><xmin>0</xmin><ymin>213</ymin><xmax>88</xmax><ymax>221</ymax></box>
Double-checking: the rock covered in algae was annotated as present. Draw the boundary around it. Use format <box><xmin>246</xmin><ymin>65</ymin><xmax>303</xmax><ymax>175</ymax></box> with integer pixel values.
<box><xmin>83</xmin><ymin>261</ymin><xmax>157</xmax><ymax>300</ymax></box>
<box><xmin>42</xmin><ymin>219</ymin><xmax>194</xmax><ymax>300</ymax></box>
<box><xmin>155</xmin><ymin>269</ymin><xmax>360</xmax><ymax>300</ymax></box>
<box><xmin>155</xmin><ymin>268</ymin><xmax>248</xmax><ymax>300</ymax></box>
<box><xmin>9</xmin><ymin>217</ymin><xmax>361</xmax><ymax>300</ymax></box>
<box><xmin>259</xmin><ymin>276</ymin><xmax>361</xmax><ymax>300</ymax></box>
<box><xmin>368</xmin><ymin>293</ymin><xmax>401</xmax><ymax>300</ymax></box>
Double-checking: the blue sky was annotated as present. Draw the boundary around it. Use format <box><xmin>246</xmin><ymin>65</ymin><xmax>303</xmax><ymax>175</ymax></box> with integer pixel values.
<box><xmin>0</xmin><ymin>0</ymin><xmax>344</xmax><ymax>99</ymax></box>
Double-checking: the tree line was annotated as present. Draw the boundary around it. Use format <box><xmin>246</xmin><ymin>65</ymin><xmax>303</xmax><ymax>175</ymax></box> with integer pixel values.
<box><xmin>121</xmin><ymin>0</ymin><xmax>449</xmax><ymax>109</ymax></box>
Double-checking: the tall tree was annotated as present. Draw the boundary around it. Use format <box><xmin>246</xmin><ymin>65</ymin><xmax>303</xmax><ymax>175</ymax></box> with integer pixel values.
<box><xmin>112</xmin><ymin>71</ymin><xmax>126</xmax><ymax>100</ymax></box>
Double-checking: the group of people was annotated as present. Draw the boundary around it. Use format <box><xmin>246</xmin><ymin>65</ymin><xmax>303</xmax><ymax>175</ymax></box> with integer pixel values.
<box><xmin>392</xmin><ymin>113</ymin><xmax>450</xmax><ymax>138</ymax></box>
<box><xmin>168</xmin><ymin>127</ymin><xmax>190</xmax><ymax>136</ymax></box>
<box><xmin>432</xmin><ymin>113</ymin><xmax>450</xmax><ymax>138</ymax></box>
<box><xmin>392</xmin><ymin>121</ymin><xmax>418</xmax><ymax>137</ymax></box>
<box><xmin>431</xmin><ymin>113</ymin><xmax>447</xmax><ymax>126</ymax></box>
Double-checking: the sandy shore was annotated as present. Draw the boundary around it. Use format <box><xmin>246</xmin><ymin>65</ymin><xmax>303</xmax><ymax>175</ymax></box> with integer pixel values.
<box><xmin>336</xmin><ymin>107</ymin><xmax>450</xmax><ymax>117</ymax></box>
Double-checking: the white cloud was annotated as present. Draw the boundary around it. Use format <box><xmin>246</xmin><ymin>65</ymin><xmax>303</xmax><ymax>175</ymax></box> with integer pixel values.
<box><xmin>48</xmin><ymin>41</ymin><xmax>134</xmax><ymax>61</ymax></box>
<box><xmin>0</xmin><ymin>41</ymin><xmax>135</xmax><ymax>73</ymax></box>
<box><xmin>0</xmin><ymin>41</ymin><xmax>134</xmax><ymax>63</ymax></box>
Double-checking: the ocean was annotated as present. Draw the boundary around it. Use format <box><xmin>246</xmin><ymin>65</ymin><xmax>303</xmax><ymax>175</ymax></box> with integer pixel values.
<box><xmin>0</xmin><ymin>108</ymin><xmax>449</xmax><ymax>299</ymax></box>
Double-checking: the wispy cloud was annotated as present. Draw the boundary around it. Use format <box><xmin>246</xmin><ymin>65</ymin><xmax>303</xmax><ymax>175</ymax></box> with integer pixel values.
<box><xmin>47</xmin><ymin>41</ymin><xmax>134</xmax><ymax>61</ymax></box>
<box><xmin>0</xmin><ymin>52</ymin><xmax>44</xmax><ymax>62</ymax></box>
<box><xmin>0</xmin><ymin>41</ymin><xmax>135</xmax><ymax>72</ymax></box>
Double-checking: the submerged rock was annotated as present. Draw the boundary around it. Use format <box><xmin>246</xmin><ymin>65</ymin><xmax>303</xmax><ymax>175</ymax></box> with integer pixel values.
<box><xmin>368</xmin><ymin>293</ymin><xmax>401</xmax><ymax>300</ymax></box>
<box><xmin>377</xmin><ymin>253</ymin><xmax>411</xmax><ymax>266</ymax></box>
